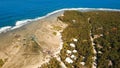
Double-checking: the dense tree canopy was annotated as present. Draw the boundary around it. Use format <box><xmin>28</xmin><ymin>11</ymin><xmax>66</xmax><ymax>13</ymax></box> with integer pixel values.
<box><xmin>41</xmin><ymin>10</ymin><xmax>120</xmax><ymax>68</ymax></box>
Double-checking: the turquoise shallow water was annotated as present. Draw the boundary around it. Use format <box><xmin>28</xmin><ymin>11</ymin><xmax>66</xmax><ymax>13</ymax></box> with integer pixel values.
<box><xmin>0</xmin><ymin>0</ymin><xmax>120</xmax><ymax>30</ymax></box>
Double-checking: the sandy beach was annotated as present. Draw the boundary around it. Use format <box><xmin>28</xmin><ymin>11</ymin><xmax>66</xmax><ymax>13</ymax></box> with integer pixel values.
<box><xmin>0</xmin><ymin>11</ymin><xmax>67</xmax><ymax>68</ymax></box>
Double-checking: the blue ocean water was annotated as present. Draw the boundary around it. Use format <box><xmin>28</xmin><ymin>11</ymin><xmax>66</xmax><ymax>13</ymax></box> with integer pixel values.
<box><xmin>0</xmin><ymin>0</ymin><xmax>120</xmax><ymax>28</ymax></box>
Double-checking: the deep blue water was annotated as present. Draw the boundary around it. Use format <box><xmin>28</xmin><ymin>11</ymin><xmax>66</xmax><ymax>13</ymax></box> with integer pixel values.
<box><xmin>0</xmin><ymin>0</ymin><xmax>120</xmax><ymax>28</ymax></box>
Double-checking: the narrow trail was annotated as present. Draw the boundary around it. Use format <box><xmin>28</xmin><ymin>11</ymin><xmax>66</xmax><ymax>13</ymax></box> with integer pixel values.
<box><xmin>54</xmin><ymin>32</ymin><xmax>67</xmax><ymax>68</ymax></box>
<box><xmin>56</xmin><ymin>56</ymin><xmax>67</xmax><ymax>68</ymax></box>
<box><xmin>88</xmin><ymin>18</ymin><xmax>97</xmax><ymax>68</ymax></box>
<box><xmin>90</xmin><ymin>30</ymin><xmax>97</xmax><ymax>68</ymax></box>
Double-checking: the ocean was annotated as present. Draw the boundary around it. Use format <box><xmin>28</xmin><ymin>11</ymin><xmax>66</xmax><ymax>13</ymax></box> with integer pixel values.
<box><xmin>0</xmin><ymin>0</ymin><xmax>120</xmax><ymax>33</ymax></box>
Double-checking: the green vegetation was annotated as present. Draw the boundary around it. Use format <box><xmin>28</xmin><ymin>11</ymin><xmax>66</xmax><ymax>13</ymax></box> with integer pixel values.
<box><xmin>53</xmin><ymin>32</ymin><xmax>57</xmax><ymax>35</ymax></box>
<box><xmin>52</xmin><ymin>25</ymin><xmax>62</xmax><ymax>31</ymax></box>
<box><xmin>40</xmin><ymin>58</ymin><xmax>61</xmax><ymax>68</ymax></box>
<box><xmin>59</xmin><ymin>10</ymin><xmax>120</xmax><ymax>68</ymax></box>
<box><xmin>40</xmin><ymin>10</ymin><xmax>120</xmax><ymax>68</ymax></box>
<box><xmin>59</xmin><ymin>10</ymin><xmax>94</xmax><ymax>68</ymax></box>
<box><xmin>0</xmin><ymin>59</ymin><xmax>4</xmax><ymax>68</ymax></box>
<box><xmin>84</xmin><ymin>11</ymin><xmax>120</xmax><ymax>68</ymax></box>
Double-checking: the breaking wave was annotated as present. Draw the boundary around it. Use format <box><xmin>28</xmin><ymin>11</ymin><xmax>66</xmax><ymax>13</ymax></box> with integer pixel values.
<box><xmin>0</xmin><ymin>8</ymin><xmax>120</xmax><ymax>34</ymax></box>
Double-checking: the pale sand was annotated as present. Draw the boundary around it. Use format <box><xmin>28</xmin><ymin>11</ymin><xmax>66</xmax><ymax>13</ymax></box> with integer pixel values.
<box><xmin>0</xmin><ymin>11</ymin><xmax>67</xmax><ymax>68</ymax></box>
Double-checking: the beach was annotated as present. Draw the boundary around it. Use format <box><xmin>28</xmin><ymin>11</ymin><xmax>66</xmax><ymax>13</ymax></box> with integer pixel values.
<box><xmin>0</xmin><ymin>11</ymin><xmax>67</xmax><ymax>68</ymax></box>
<box><xmin>0</xmin><ymin>8</ymin><xmax>120</xmax><ymax>68</ymax></box>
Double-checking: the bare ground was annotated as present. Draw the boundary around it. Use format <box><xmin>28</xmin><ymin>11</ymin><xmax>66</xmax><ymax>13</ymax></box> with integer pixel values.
<box><xmin>0</xmin><ymin>12</ymin><xmax>67</xmax><ymax>68</ymax></box>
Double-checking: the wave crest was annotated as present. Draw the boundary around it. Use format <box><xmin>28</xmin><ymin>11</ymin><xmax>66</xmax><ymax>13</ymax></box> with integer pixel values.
<box><xmin>0</xmin><ymin>26</ymin><xmax>12</xmax><ymax>33</ymax></box>
<box><xmin>0</xmin><ymin>8</ymin><xmax>120</xmax><ymax>34</ymax></box>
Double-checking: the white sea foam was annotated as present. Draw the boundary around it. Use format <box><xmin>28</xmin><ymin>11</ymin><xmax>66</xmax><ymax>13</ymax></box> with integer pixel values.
<box><xmin>0</xmin><ymin>26</ymin><xmax>12</xmax><ymax>33</ymax></box>
<box><xmin>0</xmin><ymin>8</ymin><xmax>120</xmax><ymax>34</ymax></box>
<box><xmin>11</xmin><ymin>19</ymin><xmax>33</xmax><ymax>30</ymax></box>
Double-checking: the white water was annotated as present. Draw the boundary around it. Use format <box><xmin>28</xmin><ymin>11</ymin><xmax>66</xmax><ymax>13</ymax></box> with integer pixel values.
<box><xmin>0</xmin><ymin>8</ymin><xmax>120</xmax><ymax>34</ymax></box>
<box><xmin>0</xmin><ymin>26</ymin><xmax>12</xmax><ymax>33</ymax></box>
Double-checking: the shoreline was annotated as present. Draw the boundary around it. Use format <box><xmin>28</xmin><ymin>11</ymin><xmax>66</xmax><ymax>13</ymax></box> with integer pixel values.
<box><xmin>0</xmin><ymin>8</ymin><xmax>120</xmax><ymax>68</ymax></box>
<box><xmin>0</xmin><ymin>10</ymin><xmax>67</xmax><ymax>68</ymax></box>
<box><xmin>0</xmin><ymin>8</ymin><xmax>120</xmax><ymax>34</ymax></box>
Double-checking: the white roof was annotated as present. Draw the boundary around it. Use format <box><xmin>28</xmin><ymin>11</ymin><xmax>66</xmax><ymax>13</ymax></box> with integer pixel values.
<box><xmin>65</xmin><ymin>57</ymin><xmax>73</xmax><ymax>63</ymax></box>
<box><xmin>98</xmin><ymin>51</ymin><xmax>102</xmax><ymax>54</ymax></box>
<box><xmin>71</xmin><ymin>55</ymin><xmax>76</xmax><ymax>59</ymax></box>
<box><xmin>70</xmin><ymin>43</ymin><xmax>75</xmax><ymax>47</ymax></box>
<box><xmin>66</xmin><ymin>50</ymin><xmax>72</xmax><ymax>54</ymax></box>
<box><xmin>72</xmin><ymin>20</ymin><xmax>76</xmax><ymax>23</ymax></box>
<box><xmin>100</xmin><ymin>34</ymin><xmax>103</xmax><ymax>36</ymax></box>
<box><xmin>73</xmin><ymin>38</ymin><xmax>78</xmax><ymax>42</ymax></box>
<box><xmin>73</xmin><ymin>50</ymin><xmax>77</xmax><ymax>53</ymax></box>
<box><xmin>71</xmin><ymin>55</ymin><xmax>75</xmax><ymax>58</ymax></box>
<box><xmin>80</xmin><ymin>62</ymin><xmax>85</xmax><ymax>65</ymax></box>
<box><xmin>82</xmin><ymin>56</ymin><xmax>85</xmax><ymax>59</ymax></box>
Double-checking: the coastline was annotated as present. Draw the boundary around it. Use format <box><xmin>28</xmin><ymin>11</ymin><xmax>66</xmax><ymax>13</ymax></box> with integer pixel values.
<box><xmin>0</xmin><ymin>10</ymin><xmax>67</xmax><ymax>68</ymax></box>
<box><xmin>0</xmin><ymin>8</ymin><xmax>120</xmax><ymax>34</ymax></box>
<box><xmin>0</xmin><ymin>8</ymin><xmax>120</xmax><ymax>68</ymax></box>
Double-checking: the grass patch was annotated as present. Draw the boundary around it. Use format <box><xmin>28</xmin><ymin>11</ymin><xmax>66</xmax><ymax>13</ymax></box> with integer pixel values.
<box><xmin>0</xmin><ymin>59</ymin><xmax>4</xmax><ymax>68</ymax></box>
<box><xmin>53</xmin><ymin>32</ymin><xmax>57</xmax><ymax>35</ymax></box>
<box><xmin>52</xmin><ymin>25</ymin><xmax>62</xmax><ymax>31</ymax></box>
<box><xmin>40</xmin><ymin>58</ymin><xmax>61</xmax><ymax>68</ymax></box>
